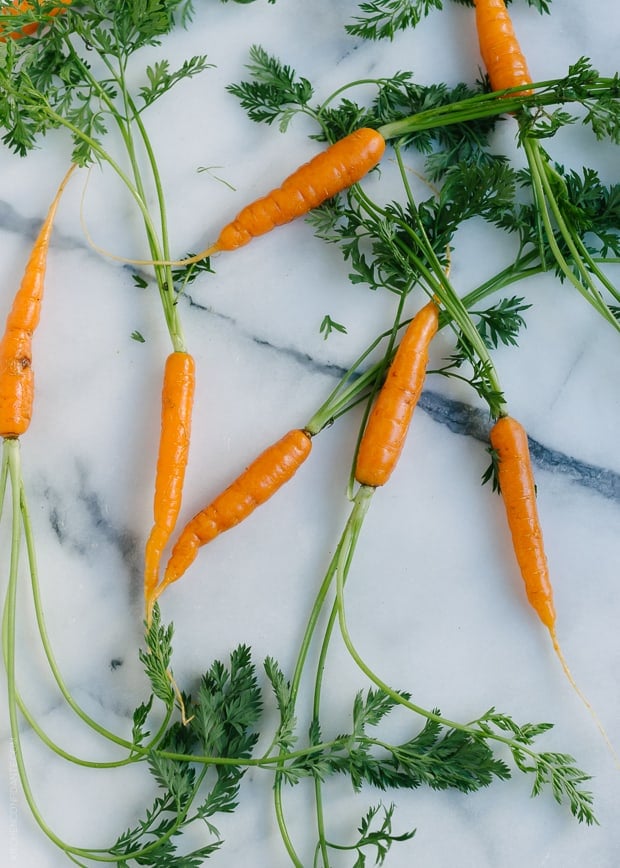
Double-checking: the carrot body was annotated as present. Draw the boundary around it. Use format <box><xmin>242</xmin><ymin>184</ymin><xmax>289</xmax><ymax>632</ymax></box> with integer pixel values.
<box><xmin>0</xmin><ymin>0</ymin><xmax>71</xmax><ymax>41</ymax></box>
<box><xmin>157</xmin><ymin>428</ymin><xmax>313</xmax><ymax>594</ymax></box>
<box><xmin>213</xmin><ymin>128</ymin><xmax>386</xmax><ymax>253</ymax></box>
<box><xmin>144</xmin><ymin>351</ymin><xmax>196</xmax><ymax>610</ymax></box>
<box><xmin>489</xmin><ymin>415</ymin><xmax>555</xmax><ymax>629</ymax></box>
<box><xmin>473</xmin><ymin>0</ymin><xmax>533</xmax><ymax>95</ymax></box>
<box><xmin>0</xmin><ymin>165</ymin><xmax>75</xmax><ymax>438</ymax></box>
<box><xmin>355</xmin><ymin>301</ymin><xmax>439</xmax><ymax>487</ymax></box>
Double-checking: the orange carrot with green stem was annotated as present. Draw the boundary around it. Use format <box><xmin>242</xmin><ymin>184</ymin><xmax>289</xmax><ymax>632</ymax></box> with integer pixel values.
<box><xmin>0</xmin><ymin>164</ymin><xmax>76</xmax><ymax>439</ymax></box>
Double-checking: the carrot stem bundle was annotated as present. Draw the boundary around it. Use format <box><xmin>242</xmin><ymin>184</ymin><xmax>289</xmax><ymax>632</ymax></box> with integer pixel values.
<box><xmin>0</xmin><ymin>164</ymin><xmax>75</xmax><ymax>439</ymax></box>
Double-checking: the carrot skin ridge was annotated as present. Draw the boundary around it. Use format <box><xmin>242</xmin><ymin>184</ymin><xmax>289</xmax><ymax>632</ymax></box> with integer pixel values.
<box><xmin>489</xmin><ymin>415</ymin><xmax>556</xmax><ymax>629</ymax></box>
<box><xmin>212</xmin><ymin>128</ymin><xmax>386</xmax><ymax>253</ymax></box>
<box><xmin>0</xmin><ymin>165</ymin><xmax>75</xmax><ymax>439</ymax></box>
<box><xmin>355</xmin><ymin>301</ymin><xmax>439</xmax><ymax>488</ymax></box>
<box><xmin>144</xmin><ymin>351</ymin><xmax>196</xmax><ymax>612</ymax></box>
<box><xmin>473</xmin><ymin>0</ymin><xmax>533</xmax><ymax>96</ymax></box>
<box><xmin>156</xmin><ymin>428</ymin><xmax>313</xmax><ymax>596</ymax></box>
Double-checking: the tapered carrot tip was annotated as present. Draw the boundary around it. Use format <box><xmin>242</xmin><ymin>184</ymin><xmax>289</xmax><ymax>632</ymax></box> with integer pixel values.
<box><xmin>549</xmin><ymin>626</ymin><xmax>620</xmax><ymax>769</ymax></box>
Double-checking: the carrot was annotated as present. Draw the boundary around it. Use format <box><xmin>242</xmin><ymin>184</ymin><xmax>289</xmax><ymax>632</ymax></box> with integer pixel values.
<box><xmin>201</xmin><ymin>128</ymin><xmax>386</xmax><ymax>256</ymax></box>
<box><xmin>355</xmin><ymin>300</ymin><xmax>439</xmax><ymax>488</ymax></box>
<box><xmin>489</xmin><ymin>415</ymin><xmax>555</xmax><ymax>628</ymax></box>
<box><xmin>144</xmin><ymin>350</ymin><xmax>196</xmax><ymax>618</ymax></box>
<box><xmin>490</xmin><ymin>414</ymin><xmax>619</xmax><ymax>762</ymax></box>
<box><xmin>0</xmin><ymin>165</ymin><xmax>75</xmax><ymax>439</ymax></box>
<box><xmin>152</xmin><ymin>427</ymin><xmax>313</xmax><ymax>599</ymax></box>
<box><xmin>0</xmin><ymin>0</ymin><xmax>71</xmax><ymax>41</ymax></box>
<box><xmin>473</xmin><ymin>0</ymin><xmax>533</xmax><ymax>95</ymax></box>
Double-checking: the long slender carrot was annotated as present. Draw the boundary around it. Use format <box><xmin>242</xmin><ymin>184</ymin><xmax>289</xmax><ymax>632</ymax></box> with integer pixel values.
<box><xmin>489</xmin><ymin>415</ymin><xmax>555</xmax><ymax>627</ymax></box>
<box><xmin>0</xmin><ymin>165</ymin><xmax>75</xmax><ymax>439</ymax></box>
<box><xmin>153</xmin><ymin>427</ymin><xmax>313</xmax><ymax>599</ymax></box>
<box><xmin>473</xmin><ymin>0</ymin><xmax>533</xmax><ymax>95</ymax></box>
<box><xmin>355</xmin><ymin>300</ymin><xmax>439</xmax><ymax>488</ymax></box>
<box><xmin>0</xmin><ymin>0</ymin><xmax>71</xmax><ymax>41</ymax></box>
<box><xmin>144</xmin><ymin>350</ymin><xmax>196</xmax><ymax>619</ymax></box>
<box><xmin>490</xmin><ymin>414</ymin><xmax>619</xmax><ymax>761</ymax></box>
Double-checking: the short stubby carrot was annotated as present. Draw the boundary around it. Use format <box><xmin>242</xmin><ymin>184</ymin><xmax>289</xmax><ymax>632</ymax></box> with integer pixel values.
<box><xmin>155</xmin><ymin>428</ymin><xmax>313</xmax><ymax>597</ymax></box>
<box><xmin>473</xmin><ymin>0</ymin><xmax>533</xmax><ymax>96</ymax></box>
<box><xmin>144</xmin><ymin>351</ymin><xmax>196</xmax><ymax>615</ymax></box>
<box><xmin>489</xmin><ymin>414</ymin><xmax>555</xmax><ymax>629</ymax></box>
<box><xmin>210</xmin><ymin>128</ymin><xmax>386</xmax><ymax>254</ymax></box>
<box><xmin>0</xmin><ymin>165</ymin><xmax>75</xmax><ymax>439</ymax></box>
<box><xmin>0</xmin><ymin>0</ymin><xmax>71</xmax><ymax>41</ymax></box>
<box><xmin>355</xmin><ymin>301</ymin><xmax>439</xmax><ymax>488</ymax></box>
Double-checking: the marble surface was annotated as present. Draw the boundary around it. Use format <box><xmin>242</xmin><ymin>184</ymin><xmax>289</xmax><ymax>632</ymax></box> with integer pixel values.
<box><xmin>1</xmin><ymin>1</ymin><xmax>619</xmax><ymax>866</ymax></box>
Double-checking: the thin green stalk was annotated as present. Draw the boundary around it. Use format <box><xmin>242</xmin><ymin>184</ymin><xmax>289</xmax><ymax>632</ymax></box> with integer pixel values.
<box><xmin>377</xmin><ymin>74</ymin><xmax>620</xmax><ymax>140</ymax></box>
<box><xmin>522</xmin><ymin>135</ymin><xmax>620</xmax><ymax>332</ymax></box>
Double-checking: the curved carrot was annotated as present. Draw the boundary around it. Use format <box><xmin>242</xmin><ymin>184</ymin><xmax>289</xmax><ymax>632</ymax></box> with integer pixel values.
<box><xmin>155</xmin><ymin>428</ymin><xmax>313</xmax><ymax>597</ymax></box>
<box><xmin>206</xmin><ymin>128</ymin><xmax>386</xmax><ymax>255</ymax></box>
<box><xmin>0</xmin><ymin>165</ymin><xmax>75</xmax><ymax>439</ymax></box>
<box><xmin>144</xmin><ymin>351</ymin><xmax>196</xmax><ymax>617</ymax></box>
<box><xmin>0</xmin><ymin>0</ymin><xmax>71</xmax><ymax>41</ymax></box>
<box><xmin>489</xmin><ymin>415</ymin><xmax>555</xmax><ymax>628</ymax></box>
<box><xmin>473</xmin><ymin>0</ymin><xmax>533</xmax><ymax>95</ymax></box>
<box><xmin>355</xmin><ymin>300</ymin><xmax>439</xmax><ymax>488</ymax></box>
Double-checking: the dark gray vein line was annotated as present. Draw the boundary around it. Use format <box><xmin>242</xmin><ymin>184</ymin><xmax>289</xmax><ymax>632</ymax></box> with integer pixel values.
<box><xmin>184</xmin><ymin>296</ymin><xmax>620</xmax><ymax>505</ymax></box>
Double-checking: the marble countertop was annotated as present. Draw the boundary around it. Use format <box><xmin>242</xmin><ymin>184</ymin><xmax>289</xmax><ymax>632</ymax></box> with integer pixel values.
<box><xmin>1</xmin><ymin>1</ymin><xmax>619</xmax><ymax>866</ymax></box>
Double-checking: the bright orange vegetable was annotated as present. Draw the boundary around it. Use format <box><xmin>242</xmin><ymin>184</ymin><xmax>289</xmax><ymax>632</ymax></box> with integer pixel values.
<box><xmin>355</xmin><ymin>301</ymin><xmax>439</xmax><ymax>488</ymax></box>
<box><xmin>153</xmin><ymin>428</ymin><xmax>313</xmax><ymax>598</ymax></box>
<box><xmin>489</xmin><ymin>415</ymin><xmax>555</xmax><ymax>628</ymax></box>
<box><xmin>0</xmin><ymin>165</ymin><xmax>75</xmax><ymax>439</ymax></box>
<box><xmin>144</xmin><ymin>351</ymin><xmax>196</xmax><ymax>617</ymax></box>
<box><xmin>473</xmin><ymin>0</ymin><xmax>533</xmax><ymax>95</ymax></box>
<box><xmin>204</xmin><ymin>128</ymin><xmax>386</xmax><ymax>256</ymax></box>
<box><xmin>490</xmin><ymin>414</ymin><xmax>619</xmax><ymax>761</ymax></box>
<box><xmin>0</xmin><ymin>0</ymin><xmax>71</xmax><ymax>41</ymax></box>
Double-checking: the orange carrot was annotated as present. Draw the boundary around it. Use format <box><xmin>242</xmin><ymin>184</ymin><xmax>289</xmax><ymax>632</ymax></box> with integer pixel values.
<box><xmin>490</xmin><ymin>414</ymin><xmax>619</xmax><ymax>761</ymax></box>
<box><xmin>355</xmin><ymin>301</ymin><xmax>439</xmax><ymax>488</ymax></box>
<box><xmin>206</xmin><ymin>128</ymin><xmax>386</xmax><ymax>255</ymax></box>
<box><xmin>0</xmin><ymin>165</ymin><xmax>75</xmax><ymax>439</ymax></box>
<box><xmin>473</xmin><ymin>0</ymin><xmax>533</xmax><ymax>95</ymax></box>
<box><xmin>0</xmin><ymin>0</ymin><xmax>71</xmax><ymax>41</ymax></box>
<box><xmin>153</xmin><ymin>428</ymin><xmax>313</xmax><ymax>598</ymax></box>
<box><xmin>144</xmin><ymin>351</ymin><xmax>196</xmax><ymax>617</ymax></box>
<box><xmin>489</xmin><ymin>415</ymin><xmax>555</xmax><ymax>628</ymax></box>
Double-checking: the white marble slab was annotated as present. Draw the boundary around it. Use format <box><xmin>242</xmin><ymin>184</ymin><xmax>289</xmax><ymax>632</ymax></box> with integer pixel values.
<box><xmin>1</xmin><ymin>1</ymin><xmax>619</xmax><ymax>866</ymax></box>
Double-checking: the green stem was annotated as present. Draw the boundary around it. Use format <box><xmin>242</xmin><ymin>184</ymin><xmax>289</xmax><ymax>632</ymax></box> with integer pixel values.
<box><xmin>522</xmin><ymin>135</ymin><xmax>620</xmax><ymax>331</ymax></box>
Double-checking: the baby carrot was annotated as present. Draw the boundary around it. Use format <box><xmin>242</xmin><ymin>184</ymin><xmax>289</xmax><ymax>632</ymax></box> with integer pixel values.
<box><xmin>0</xmin><ymin>165</ymin><xmax>75</xmax><ymax>439</ymax></box>
<box><xmin>490</xmin><ymin>414</ymin><xmax>618</xmax><ymax>761</ymax></box>
<box><xmin>193</xmin><ymin>128</ymin><xmax>386</xmax><ymax>259</ymax></box>
<box><xmin>489</xmin><ymin>415</ymin><xmax>555</xmax><ymax>628</ymax></box>
<box><xmin>144</xmin><ymin>351</ymin><xmax>196</xmax><ymax>620</ymax></box>
<box><xmin>355</xmin><ymin>300</ymin><xmax>439</xmax><ymax>488</ymax></box>
<box><xmin>153</xmin><ymin>428</ymin><xmax>313</xmax><ymax>599</ymax></box>
<box><xmin>473</xmin><ymin>0</ymin><xmax>533</xmax><ymax>95</ymax></box>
